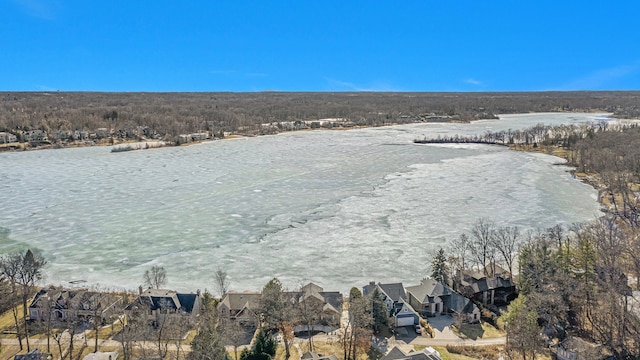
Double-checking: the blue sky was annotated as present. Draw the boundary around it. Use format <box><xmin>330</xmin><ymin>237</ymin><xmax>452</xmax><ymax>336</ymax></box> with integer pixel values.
<box><xmin>2</xmin><ymin>1</ymin><xmax>639</xmax><ymax>92</ymax></box>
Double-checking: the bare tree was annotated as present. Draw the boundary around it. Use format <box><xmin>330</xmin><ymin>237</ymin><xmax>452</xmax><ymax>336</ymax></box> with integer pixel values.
<box><xmin>214</xmin><ymin>268</ymin><xmax>230</xmax><ymax>297</ymax></box>
<box><xmin>492</xmin><ymin>225</ymin><xmax>521</xmax><ymax>278</ymax></box>
<box><xmin>143</xmin><ymin>265</ymin><xmax>167</xmax><ymax>289</ymax></box>
<box><xmin>469</xmin><ymin>218</ymin><xmax>496</xmax><ymax>276</ymax></box>
<box><xmin>18</xmin><ymin>249</ymin><xmax>47</xmax><ymax>351</ymax></box>
<box><xmin>341</xmin><ymin>288</ymin><xmax>372</xmax><ymax>360</ymax></box>
<box><xmin>259</xmin><ymin>278</ymin><xmax>296</xmax><ymax>360</ymax></box>
<box><xmin>0</xmin><ymin>252</ymin><xmax>25</xmax><ymax>350</ymax></box>
<box><xmin>221</xmin><ymin>319</ymin><xmax>246</xmax><ymax>360</ymax></box>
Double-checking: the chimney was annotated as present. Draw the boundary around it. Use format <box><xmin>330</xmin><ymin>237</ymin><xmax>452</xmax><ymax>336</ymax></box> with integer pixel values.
<box><xmin>138</xmin><ymin>285</ymin><xmax>143</xmax><ymax>295</ymax></box>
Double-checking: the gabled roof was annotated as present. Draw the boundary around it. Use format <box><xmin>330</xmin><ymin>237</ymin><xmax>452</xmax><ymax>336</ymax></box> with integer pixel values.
<box><xmin>392</xmin><ymin>299</ymin><xmax>419</xmax><ymax>318</ymax></box>
<box><xmin>444</xmin><ymin>292</ymin><xmax>476</xmax><ymax>315</ymax></box>
<box><xmin>378</xmin><ymin>283</ymin><xmax>407</xmax><ymax>302</ymax></box>
<box><xmin>406</xmin><ymin>278</ymin><xmax>451</xmax><ymax>303</ymax></box>
<box><xmin>381</xmin><ymin>346</ymin><xmax>442</xmax><ymax>360</ymax></box>
<box><xmin>217</xmin><ymin>292</ymin><xmax>261</xmax><ymax>312</ymax></box>
<box><xmin>319</xmin><ymin>291</ymin><xmax>343</xmax><ymax>310</ymax></box>
<box><xmin>126</xmin><ymin>289</ymin><xmax>199</xmax><ymax>313</ymax></box>
<box><xmin>302</xmin><ymin>283</ymin><xmax>324</xmax><ymax>294</ymax></box>
<box><xmin>31</xmin><ymin>287</ymin><xmax>120</xmax><ymax>312</ymax></box>
<box><xmin>363</xmin><ymin>282</ymin><xmax>407</xmax><ymax>303</ymax></box>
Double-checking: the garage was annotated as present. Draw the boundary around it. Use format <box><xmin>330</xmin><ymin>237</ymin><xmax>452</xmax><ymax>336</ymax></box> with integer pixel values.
<box><xmin>395</xmin><ymin>315</ymin><xmax>415</xmax><ymax>327</ymax></box>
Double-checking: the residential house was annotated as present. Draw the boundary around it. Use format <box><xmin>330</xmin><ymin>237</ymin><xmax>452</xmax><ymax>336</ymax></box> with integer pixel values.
<box><xmin>456</xmin><ymin>267</ymin><xmax>517</xmax><ymax>306</ymax></box>
<box><xmin>293</xmin><ymin>283</ymin><xmax>343</xmax><ymax>332</ymax></box>
<box><xmin>217</xmin><ymin>291</ymin><xmax>262</xmax><ymax>327</ymax></box>
<box><xmin>363</xmin><ymin>282</ymin><xmax>419</xmax><ymax>327</ymax></box>
<box><xmin>556</xmin><ymin>336</ymin><xmax>609</xmax><ymax>360</ymax></box>
<box><xmin>380</xmin><ymin>346</ymin><xmax>442</xmax><ymax>360</ymax></box>
<box><xmin>406</xmin><ymin>278</ymin><xmax>480</xmax><ymax>322</ymax></box>
<box><xmin>29</xmin><ymin>287</ymin><xmax>122</xmax><ymax>323</ymax></box>
<box><xmin>0</xmin><ymin>132</ymin><xmax>17</xmax><ymax>143</ymax></box>
<box><xmin>126</xmin><ymin>288</ymin><xmax>201</xmax><ymax>327</ymax></box>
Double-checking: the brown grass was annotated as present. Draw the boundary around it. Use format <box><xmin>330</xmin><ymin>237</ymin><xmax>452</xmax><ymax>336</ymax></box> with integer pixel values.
<box><xmin>444</xmin><ymin>345</ymin><xmax>505</xmax><ymax>360</ymax></box>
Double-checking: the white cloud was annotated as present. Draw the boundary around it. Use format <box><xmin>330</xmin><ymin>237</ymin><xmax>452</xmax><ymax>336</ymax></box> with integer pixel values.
<box><xmin>464</xmin><ymin>78</ymin><xmax>482</xmax><ymax>86</ymax></box>
<box><xmin>557</xmin><ymin>63</ymin><xmax>638</xmax><ymax>90</ymax></box>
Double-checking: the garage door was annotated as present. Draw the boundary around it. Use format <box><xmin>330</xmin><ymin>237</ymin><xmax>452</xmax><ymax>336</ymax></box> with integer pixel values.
<box><xmin>396</xmin><ymin>316</ymin><xmax>415</xmax><ymax>327</ymax></box>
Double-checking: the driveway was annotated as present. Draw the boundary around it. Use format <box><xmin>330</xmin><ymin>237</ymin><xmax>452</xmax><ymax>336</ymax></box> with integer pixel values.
<box><xmin>426</xmin><ymin>315</ymin><xmax>459</xmax><ymax>340</ymax></box>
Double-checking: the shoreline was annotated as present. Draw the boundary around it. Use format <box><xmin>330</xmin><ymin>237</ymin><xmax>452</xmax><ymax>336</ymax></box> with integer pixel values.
<box><xmin>0</xmin><ymin>110</ymin><xmax>621</xmax><ymax>154</ymax></box>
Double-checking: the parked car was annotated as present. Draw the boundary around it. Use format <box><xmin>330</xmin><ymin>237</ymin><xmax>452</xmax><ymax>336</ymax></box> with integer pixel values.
<box><xmin>415</xmin><ymin>324</ymin><xmax>422</xmax><ymax>334</ymax></box>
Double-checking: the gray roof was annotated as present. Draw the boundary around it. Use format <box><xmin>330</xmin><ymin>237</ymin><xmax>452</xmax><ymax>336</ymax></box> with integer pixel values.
<box><xmin>126</xmin><ymin>289</ymin><xmax>199</xmax><ymax>313</ymax></box>
<box><xmin>217</xmin><ymin>292</ymin><xmax>261</xmax><ymax>312</ymax></box>
<box><xmin>381</xmin><ymin>346</ymin><xmax>442</xmax><ymax>360</ymax></box>
<box><xmin>406</xmin><ymin>278</ymin><xmax>451</xmax><ymax>303</ymax></box>
<box><xmin>444</xmin><ymin>291</ymin><xmax>476</xmax><ymax>315</ymax></box>
<box><xmin>363</xmin><ymin>282</ymin><xmax>406</xmax><ymax>303</ymax></box>
<box><xmin>378</xmin><ymin>283</ymin><xmax>407</xmax><ymax>302</ymax></box>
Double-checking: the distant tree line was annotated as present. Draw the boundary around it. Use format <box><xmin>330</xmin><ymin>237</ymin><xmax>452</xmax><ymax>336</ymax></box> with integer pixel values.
<box><xmin>1</xmin><ymin>91</ymin><xmax>639</xmax><ymax>147</ymax></box>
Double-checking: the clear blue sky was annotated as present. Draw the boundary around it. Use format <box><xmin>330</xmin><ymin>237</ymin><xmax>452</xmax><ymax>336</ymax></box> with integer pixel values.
<box><xmin>2</xmin><ymin>1</ymin><xmax>639</xmax><ymax>92</ymax></box>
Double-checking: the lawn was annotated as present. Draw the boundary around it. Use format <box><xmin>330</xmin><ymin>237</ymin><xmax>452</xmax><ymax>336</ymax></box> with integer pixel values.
<box><xmin>452</xmin><ymin>322</ymin><xmax>504</xmax><ymax>340</ymax></box>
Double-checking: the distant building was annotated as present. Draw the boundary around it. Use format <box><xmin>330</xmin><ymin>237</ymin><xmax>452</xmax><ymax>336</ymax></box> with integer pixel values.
<box><xmin>23</xmin><ymin>130</ymin><xmax>48</xmax><ymax>142</ymax></box>
<box><xmin>0</xmin><ymin>132</ymin><xmax>18</xmax><ymax>143</ymax></box>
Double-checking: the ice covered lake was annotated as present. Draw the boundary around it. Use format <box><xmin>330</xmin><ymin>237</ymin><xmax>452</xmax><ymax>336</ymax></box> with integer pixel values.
<box><xmin>0</xmin><ymin>113</ymin><xmax>604</xmax><ymax>293</ymax></box>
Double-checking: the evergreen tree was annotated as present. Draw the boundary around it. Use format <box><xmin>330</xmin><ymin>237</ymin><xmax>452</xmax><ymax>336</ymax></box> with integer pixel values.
<box><xmin>431</xmin><ymin>248</ymin><xmax>448</xmax><ymax>284</ymax></box>
<box><xmin>189</xmin><ymin>321</ymin><xmax>228</xmax><ymax>360</ymax></box>
<box><xmin>370</xmin><ymin>287</ymin><xmax>388</xmax><ymax>333</ymax></box>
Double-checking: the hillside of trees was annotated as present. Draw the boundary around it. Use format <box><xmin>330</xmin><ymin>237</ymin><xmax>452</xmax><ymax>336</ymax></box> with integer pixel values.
<box><xmin>1</xmin><ymin>91</ymin><xmax>639</xmax><ymax>148</ymax></box>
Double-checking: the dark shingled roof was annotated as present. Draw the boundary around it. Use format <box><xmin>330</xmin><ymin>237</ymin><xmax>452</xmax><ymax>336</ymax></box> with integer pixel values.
<box><xmin>381</xmin><ymin>346</ymin><xmax>442</xmax><ymax>360</ymax></box>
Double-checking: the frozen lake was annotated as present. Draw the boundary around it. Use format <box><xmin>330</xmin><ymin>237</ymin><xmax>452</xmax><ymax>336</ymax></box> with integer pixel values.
<box><xmin>0</xmin><ymin>113</ymin><xmax>604</xmax><ymax>293</ymax></box>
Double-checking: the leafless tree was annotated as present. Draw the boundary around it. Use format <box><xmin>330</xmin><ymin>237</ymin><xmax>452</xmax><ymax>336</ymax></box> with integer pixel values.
<box><xmin>214</xmin><ymin>268</ymin><xmax>230</xmax><ymax>297</ymax></box>
<box><xmin>492</xmin><ymin>225</ymin><xmax>521</xmax><ymax>278</ymax></box>
<box><xmin>221</xmin><ymin>319</ymin><xmax>246</xmax><ymax>360</ymax></box>
<box><xmin>341</xmin><ymin>289</ymin><xmax>372</xmax><ymax>360</ymax></box>
<box><xmin>469</xmin><ymin>218</ymin><xmax>496</xmax><ymax>276</ymax></box>
<box><xmin>0</xmin><ymin>252</ymin><xmax>25</xmax><ymax>350</ymax></box>
<box><xmin>143</xmin><ymin>265</ymin><xmax>167</xmax><ymax>289</ymax></box>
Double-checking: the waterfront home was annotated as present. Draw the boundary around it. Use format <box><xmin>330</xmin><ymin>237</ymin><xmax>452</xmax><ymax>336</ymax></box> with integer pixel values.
<box><xmin>406</xmin><ymin>278</ymin><xmax>480</xmax><ymax>322</ymax></box>
<box><xmin>126</xmin><ymin>288</ymin><xmax>201</xmax><ymax>327</ymax></box>
<box><xmin>456</xmin><ymin>267</ymin><xmax>517</xmax><ymax>306</ymax></box>
<box><xmin>217</xmin><ymin>291</ymin><xmax>262</xmax><ymax>326</ymax></box>
<box><xmin>29</xmin><ymin>287</ymin><xmax>122</xmax><ymax>323</ymax></box>
<box><xmin>293</xmin><ymin>283</ymin><xmax>343</xmax><ymax>331</ymax></box>
<box><xmin>363</xmin><ymin>282</ymin><xmax>419</xmax><ymax>327</ymax></box>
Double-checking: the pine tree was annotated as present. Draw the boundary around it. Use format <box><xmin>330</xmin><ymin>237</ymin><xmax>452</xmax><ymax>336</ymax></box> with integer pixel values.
<box><xmin>370</xmin><ymin>287</ymin><xmax>388</xmax><ymax>333</ymax></box>
<box><xmin>431</xmin><ymin>248</ymin><xmax>448</xmax><ymax>284</ymax></box>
